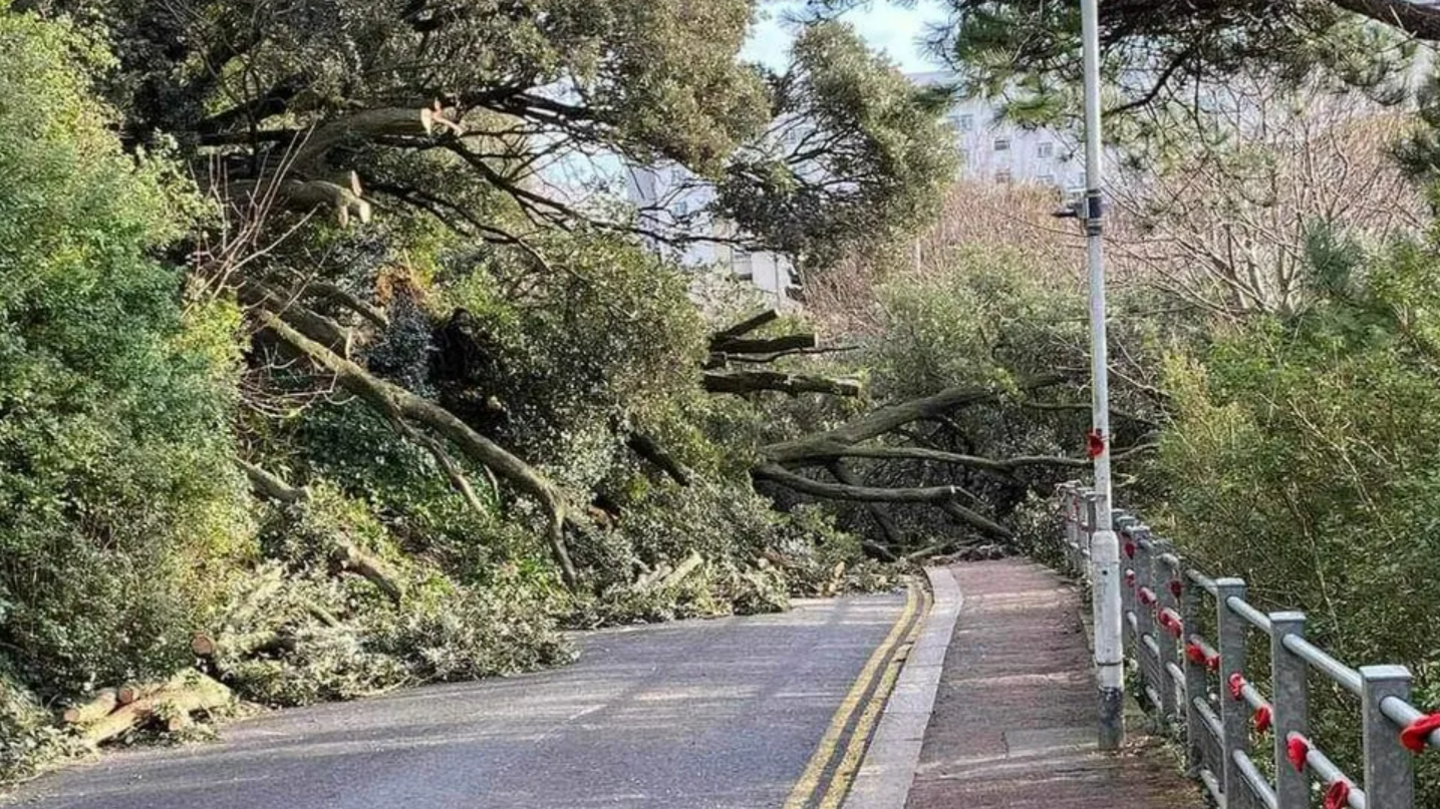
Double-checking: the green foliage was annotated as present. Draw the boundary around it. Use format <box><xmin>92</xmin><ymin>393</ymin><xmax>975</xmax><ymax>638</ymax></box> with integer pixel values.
<box><xmin>1153</xmin><ymin>232</ymin><xmax>1440</xmax><ymax>794</ymax></box>
<box><xmin>437</xmin><ymin>232</ymin><xmax>711</xmax><ymax>493</ymax></box>
<box><xmin>869</xmin><ymin>247</ymin><xmax>1084</xmax><ymax>400</ymax></box>
<box><xmin>718</xmin><ymin>21</ymin><xmax>958</xmax><ymax>276</ymax></box>
<box><xmin>0</xmin><ymin>9</ymin><xmax>252</xmax><ymax>697</ymax></box>
<box><xmin>928</xmin><ymin>0</ymin><xmax>1414</xmax><ymax>128</ymax></box>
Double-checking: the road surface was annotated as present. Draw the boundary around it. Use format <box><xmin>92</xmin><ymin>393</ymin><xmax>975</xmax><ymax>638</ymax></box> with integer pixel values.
<box><xmin>9</xmin><ymin>590</ymin><xmax>915</xmax><ymax>809</ymax></box>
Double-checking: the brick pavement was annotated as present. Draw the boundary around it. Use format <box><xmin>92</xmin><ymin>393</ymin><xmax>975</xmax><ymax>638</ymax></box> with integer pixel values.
<box><xmin>905</xmin><ymin>559</ymin><xmax>1203</xmax><ymax>809</ymax></box>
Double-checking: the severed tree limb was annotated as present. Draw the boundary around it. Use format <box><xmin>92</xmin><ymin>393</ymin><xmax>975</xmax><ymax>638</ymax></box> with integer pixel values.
<box><xmin>239</xmin><ymin>460</ymin><xmax>407</xmax><ymax>604</ymax></box>
<box><xmin>231</xmin><ymin>177</ymin><xmax>372</xmax><ymax>228</ymax></box>
<box><xmin>258</xmin><ymin>310</ymin><xmax>579</xmax><ymax>589</ymax></box>
<box><xmin>762</xmin><ymin>373</ymin><xmax>1068</xmax><ymax>464</ymax></box>
<box><xmin>704</xmin><ymin>370</ymin><xmax>861</xmax><ymax>398</ymax></box>
<box><xmin>938</xmin><ymin>501</ymin><xmax>1014</xmax><ymax>542</ymax></box>
<box><xmin>711</xmin><ymin>309</ymin><xmax>780</xmax><ymax>344</ymax></box>
<box><xmin>241</xmin><ymin>280</ymin><xmax>353</xmax><ymax>355</ymax></box>
<box><xmin>710</xmin><ymin>334</ymin><xmax>817</xmax><ymax>355</ymax></box>
<box><xmin>626</xmin><ymin>433</ymin><xmax>693</xmax><ymax>486</ymax></box>
<box><xmin>239</xmin><ymin>459</ymin><xmax>305</xmax><ymax>503</ymax></box>
<box><xmin>389</xmin><ymin>415</ymin><xmax>495</xmax><ymax>520</ymax></box>
<box><xmin>304</xmin><ymin>281</ymin><xmax>390</xmax><ymax>329</ymax></box>
<box><xmin>331</xmin><ymin>540</ymin><xmax>404</xmax><ymax>605</ymax></box>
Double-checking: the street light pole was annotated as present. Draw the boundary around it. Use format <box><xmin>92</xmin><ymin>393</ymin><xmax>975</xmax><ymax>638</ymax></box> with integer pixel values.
<box><xmin>1079</xmin><ymin>0</ymin><xmax>1124</xmax><ymax>750</ymax></box>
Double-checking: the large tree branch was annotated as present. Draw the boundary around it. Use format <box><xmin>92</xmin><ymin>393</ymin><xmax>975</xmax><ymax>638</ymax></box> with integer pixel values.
<box><xmin>762</xmin><ymin>373</ymin><xmax>1068</xmax><ymax>464</ymax></box>
<box><xmin>826</xmin><ymin>461</ymin><xmax>903</xmax><ymax>556</ymax></box>
<box><xmin>703</xmin><ymin>370</ymin><xmax>861</xmax><ymax>397</ymax></box>
<box><xmin>712</xmin><ymin>309</ymin><xmax>780</xmax><ymax>342</ymax></box>
<box><xmin>257</xmin><ymin>309</ymin><xmax>579</xmax><ymax>589</ymax></box>
<box><xmin>626</xmin><ymin>433</ymin><xmax>693</xmax><ymax>487</ymax></box>
<box><xmin>752</xmin><ymin>464</ymin><xmax>960</xmax><ymax>503</ymax></box>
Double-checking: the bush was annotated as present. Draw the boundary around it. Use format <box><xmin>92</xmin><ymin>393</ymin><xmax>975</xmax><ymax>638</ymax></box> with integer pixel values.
<box><xmin>0</xmin><ymin>10</ymin><xmax>251</xmax><ymax>699</ymax></box>
<box><xmin>1152</xmin><ymin>234</ymin><xmax>1440</xmax><ymax>797</ymax></box>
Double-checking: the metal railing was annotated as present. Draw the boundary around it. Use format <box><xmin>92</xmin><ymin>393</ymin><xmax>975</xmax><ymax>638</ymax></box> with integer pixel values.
<box><xmin>1058</xmin><ymin>482</ymin><xmax>1440</xmax><ymax>809</ymax></box>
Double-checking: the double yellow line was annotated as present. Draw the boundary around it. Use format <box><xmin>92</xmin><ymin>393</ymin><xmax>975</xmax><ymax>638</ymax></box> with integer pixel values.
<box><xmin>783</xmin><ymin>581</ymin><xmax>931</xmax><ymax>809</ymax></box>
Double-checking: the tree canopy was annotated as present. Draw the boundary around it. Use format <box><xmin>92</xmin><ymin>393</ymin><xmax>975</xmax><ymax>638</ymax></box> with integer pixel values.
<box><xmin>799</xmin><ymin>0</ymin><xmax>1425</xmax><ymax>124</ymax></box>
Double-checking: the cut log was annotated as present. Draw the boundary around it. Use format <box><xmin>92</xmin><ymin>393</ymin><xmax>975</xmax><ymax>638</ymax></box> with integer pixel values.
<box><xmin>190</xmin><ymin>633</ymin><xmax>217</xmax><ymax>658</ymax></box>
<box><xmin>116</xmin><ymin>683</ymin><xmax>163</xmax><ymax>706</ymax></box>
<box><xmin>79</xmin><ymin>672</ymin><xmax>232</xmax><ymax>747</ymax></box>
<box><xmin>60</xmin><ymin>690</ymin><xmax>119</xmax><ymax>725</ymax></box>
<box><xmin>703</xmin><ymin>371</ymin><xmax>861</xmax><ymax>398</ymax></box>
<box><xmin>710</xmin><ymin>334</ymin><xmax>817</xmax><ymax>355</ymax></box>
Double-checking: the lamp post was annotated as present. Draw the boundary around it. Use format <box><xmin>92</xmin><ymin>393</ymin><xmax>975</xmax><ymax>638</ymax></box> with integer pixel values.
<box><xmin>1079</xmin><ymin>0</ymin><xmax>1124</xmax><ymax>751</ymax></box>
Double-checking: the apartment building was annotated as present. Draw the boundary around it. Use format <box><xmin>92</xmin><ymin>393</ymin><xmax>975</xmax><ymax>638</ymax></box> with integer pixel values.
<box><xmin>908</xmin><ymin>70</ymin><xmax>1085</xmax><ymax>189</ymax></box>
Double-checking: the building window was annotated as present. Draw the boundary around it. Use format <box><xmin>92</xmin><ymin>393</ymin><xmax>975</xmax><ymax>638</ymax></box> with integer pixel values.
<box><xmin>994</xmin><ymin>137</ymin><xmax>1010</xmax><ymax>152</ymax></box>
<box><xmin>674</xmin><ymin>200</ymin><xmax>689</xmax><ymax>216</ymax></box>
<box><xmin>1037</xmin><ymin>142</ymin><xmax>1054</xmax><ymax>159</ymax></box>
<box><xmin>956</xmin><ymin>113</ymin><xmax>974</xmax><ymax>132</ymax></box>
<box><xmin>1039</xmin><ymin>173</ymin><xmax>1055</xmax><ymax>185</ymax></box>
<box><xmin>995</xmin><ymin>169</ymin><xmax>1012</xmax><ymax>184</ymax></box>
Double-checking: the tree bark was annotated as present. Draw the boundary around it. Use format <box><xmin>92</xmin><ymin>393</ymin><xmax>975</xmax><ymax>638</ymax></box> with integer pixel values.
<box><xmin>761</xmin><ymin>374</ymin><xmax>1067</xmax><ymax>464</ymax></box>
<box><xmin>79</xmin><ymin>672</ymin><xmax>232</xmax><ymax>747</ymax></box>
<box><xmin>704</xmin><ymin>370</ymin><xmax>861</xmax><ymax>397</ymax></box>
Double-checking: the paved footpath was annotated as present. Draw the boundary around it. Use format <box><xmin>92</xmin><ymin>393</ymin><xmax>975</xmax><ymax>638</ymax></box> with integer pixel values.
<box><xmin>9</xmin><ymin>592</ymin><xmax>913</xmax><ymax>809</ymax></box>
<box><xmin>906</xmin><ymin>559</ymin><xmax>1203</xmax><ymax>809</ymax></box>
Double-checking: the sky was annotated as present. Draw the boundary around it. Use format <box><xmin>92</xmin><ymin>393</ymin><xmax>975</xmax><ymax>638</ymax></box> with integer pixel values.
<box><xmin>741</xmin><ymin>0</ymin><xmax>949</xmax><ymax>75</ymax></box>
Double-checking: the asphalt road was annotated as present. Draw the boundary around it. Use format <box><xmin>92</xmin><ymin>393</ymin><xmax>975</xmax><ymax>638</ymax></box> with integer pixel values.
<box><xmin>9</xmin><ymin>591</ymin><xmax>909</xmax><ymax>809</ymax></box>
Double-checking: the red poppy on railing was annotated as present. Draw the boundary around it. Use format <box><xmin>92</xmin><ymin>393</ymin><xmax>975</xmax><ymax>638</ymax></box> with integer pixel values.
<box><xmin>1254</xmin><ymin>704</ymin><xmax>1272</xmax><ymax>734</ymax></box>
<box><xmin>1401</xmin><ymin>712</ymin><xmax>1440</xmax><ymax>753</ymax></box>
<box><xmin>1158</xmin><ymin>609</ymin><xmax>1183</xmax><ymax>637</ymax></box>
<box><xmin>1228</xmin><ymin>673</ymin><xmax>1246</xmax><ymax>701</ymax></box>
<box><xmin>1185</xmin><ymin>642</ymin><xmax>1206</xmax><ymax>666</ymax></box>
<box><xmin>1323</xmin><ymin>780</ymin><xmax>1350</xmax><ymax>809</ymax></box>
<box><xmin>1169</xmin><ymin>579</ymin><xmax>1183</xmax><ymax>598</ymax></box>
<box><xmin>1287</xmin><ymin>736</ymin><xmax>1309</xmax><ymax>772</ymax></box>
